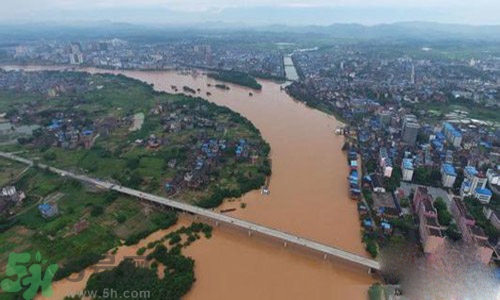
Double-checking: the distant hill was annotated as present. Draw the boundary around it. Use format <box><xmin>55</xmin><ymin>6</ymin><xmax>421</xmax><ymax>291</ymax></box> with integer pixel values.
<box><xmin>258</xmin><ymin>22</ymin><xmax>500</xmax><ymax>41</ymax></box>
<box><xmin>1</xmin><ymin>21</ymin><xmax>500</xmax><ymax>43</ymax></box>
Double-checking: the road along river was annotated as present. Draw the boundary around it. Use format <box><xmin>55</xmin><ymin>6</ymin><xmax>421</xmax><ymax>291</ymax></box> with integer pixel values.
<box><xmin>4</xmin><ymin>66</ymin><xmax>374</xmax><ymax>299</ymax></box>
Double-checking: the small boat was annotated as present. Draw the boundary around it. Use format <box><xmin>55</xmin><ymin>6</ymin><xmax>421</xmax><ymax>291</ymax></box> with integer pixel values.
<box><xmin>261</xmin><ymin>186</ymin><xmax>270</xmax><ymax>195</ymax></box>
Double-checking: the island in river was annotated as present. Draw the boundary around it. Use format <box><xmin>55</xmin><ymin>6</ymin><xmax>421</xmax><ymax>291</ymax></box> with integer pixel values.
<box><xmin>1</xmin><ymin>65</ymin><xmax>374</xmax><ymax>300</ymax></box>
<box><xmin>208</xmin><ymin>70</ymin><xmax>262</xmax><ymax>90</ymax></box>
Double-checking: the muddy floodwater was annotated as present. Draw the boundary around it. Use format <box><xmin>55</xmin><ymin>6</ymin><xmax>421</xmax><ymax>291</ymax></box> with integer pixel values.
<box><xmin>5</xmin><ymin>66</ymin><xmax>374</xmax><ymax>299</ymax></box>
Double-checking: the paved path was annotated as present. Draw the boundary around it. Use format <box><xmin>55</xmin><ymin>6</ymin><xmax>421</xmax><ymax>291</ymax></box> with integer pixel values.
<box><xmin>0</xmin><ymin>151</ymin><xmax>380</xmax><ymax>270</ymax></box>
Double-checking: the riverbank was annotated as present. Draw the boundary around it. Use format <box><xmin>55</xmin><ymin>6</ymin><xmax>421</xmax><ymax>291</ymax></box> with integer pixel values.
<box><xmin>3</xmin><ymin>65</ymin><xmax>373</xmax><ymax>299</ymax></box>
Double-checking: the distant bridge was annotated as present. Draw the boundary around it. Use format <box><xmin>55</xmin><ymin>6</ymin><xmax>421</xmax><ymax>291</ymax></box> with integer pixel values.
<box><xmin>0</xmin><ymin>151</ymin><xmax>380</xmax><ymax>271</ymax></box>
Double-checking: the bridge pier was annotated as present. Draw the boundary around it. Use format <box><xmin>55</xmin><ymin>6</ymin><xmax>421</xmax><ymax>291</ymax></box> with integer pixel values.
<box><xmin>323</xmin><ymin>254</ymin><xmax>327</xmax><ymax>260</ymax></box>
<box><xmin>215</xmin><ymin>221</ymin><xmax>219</xmax><ymax>227</ymax></box>
<box><xmin>284</xmin><ymin>242</ymin><xmax>287</xmax><ymax>248</ymax></box>
<box><xmin>248</xmin><ymin>230</ymin><xmax>252</xmax><ymax>237</ymax></box>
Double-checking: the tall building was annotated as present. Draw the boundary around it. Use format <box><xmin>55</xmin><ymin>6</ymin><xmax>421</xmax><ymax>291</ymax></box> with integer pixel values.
<box><xmin>442</xmin><ymin>122</ymin><xmax>462</xmax><ymax>148</ymax></box>
<box><xmin>441</xmin><ymin>164</ymin><xmax>457</xmax><ymax>188</ymax></box>
<box><xmin>402</xmin><ymin>115</ymin><xmax>420</xmax><ymax>146</ymax></box>
<box><xmin>402</xmin><ymin>159</ymin><xmax>414</xmax><ymax>181</ymax></box>
<box><xmin>461</xmin><ymin>166</ymin><xmax>492</xmax><ymax>203</ymax></box>
<box><xmin>379</xmin><ymin>148</ymin><xmax>393</xmax><ymax>178</ymax></box>
<box><xmin>413</xmin><ymin>187</ymin><xmax>444</xmax><ymax>254</ymax></box>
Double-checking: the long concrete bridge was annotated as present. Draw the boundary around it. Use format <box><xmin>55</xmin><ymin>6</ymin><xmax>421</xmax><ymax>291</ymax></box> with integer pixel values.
<box><xmin>0</xmin><ymin>151</ymin><xmax>380</xmax><ymax>271</ymax></box>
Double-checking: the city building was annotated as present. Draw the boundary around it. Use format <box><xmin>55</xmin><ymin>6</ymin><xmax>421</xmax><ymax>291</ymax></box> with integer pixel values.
<box><xmin>379</xmin><ymin>147</ymin><xmax>393</xmax><ymax>178</ymax></box>
<box><xmin>441</xmin><ymin>164</ymin><xmax>457</xmax><ymax>188</ymax></box>
<box><xmin>402</xmin><ymin>158</ymin><xmax>414</xmax><ymax>181</ymax></box>
<box><xmin>402</xmin><ymin>115</ymin><xmax>420</xmax><ymax>146</ymax></box>
<box><xmin>474</xmin><ymin>188</ymin><xmax>493</xmax><ymax>204</ymax></box>
<box><xmin>451</xmin><ymin>197</ymin><xmax>493</xmax><ymax>264</ymax></box>
<box><xmin>442</xmin><ymin>122</ymin><xmax>462</xmax><ymax>148</ymax></box>
<box><xmin>415</xmin><ymin>190</ymin><xmax>445</xmax><ymax>254</ymax></box>
<box><xmin>484</xmin><ymin>207</ymin><xmax>500</xmax><ymax>231</ymax></box>
<box><xmin>38</xmin><ymin>202</ymin><xmax>59</xmax><ymax>218</ymax></box>
<box><xmin>486</xmin><ymin>168</ymin><xmax>499</xmax><ymax>187</ymax></box>
<box><xmin>460</xmin><ymin>166</ymin><xmax>491</xmax><ymax>203</ymax></box>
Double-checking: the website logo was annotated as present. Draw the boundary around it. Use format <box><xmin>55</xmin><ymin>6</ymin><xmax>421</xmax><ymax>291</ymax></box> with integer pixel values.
<box><xmin>1</xmin><ymin>251</ymin><xmax>59</xmax><ymax>300</ymax></box>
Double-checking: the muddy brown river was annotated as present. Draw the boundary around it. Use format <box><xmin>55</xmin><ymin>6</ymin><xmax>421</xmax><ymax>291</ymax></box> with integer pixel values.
<box><xmin>4</xmin><ymin>66</ymin><xmax>374</xmax><ymax>299</ymax></box>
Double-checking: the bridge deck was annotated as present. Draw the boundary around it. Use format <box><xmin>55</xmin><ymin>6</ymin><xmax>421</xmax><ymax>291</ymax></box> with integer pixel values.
<box><xmin>0</xmin><ymin>152</ymin><xmax>380</xmax><ymax>270</ymax></box>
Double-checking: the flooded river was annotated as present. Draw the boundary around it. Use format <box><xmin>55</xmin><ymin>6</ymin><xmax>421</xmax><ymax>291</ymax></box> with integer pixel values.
<box><xmin>4</xmin><ymin>66</ymin><xmax>373</xmax><ymax>299</ymax></box>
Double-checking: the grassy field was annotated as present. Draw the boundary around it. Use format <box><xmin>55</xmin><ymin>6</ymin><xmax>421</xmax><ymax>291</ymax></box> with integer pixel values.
<box><xmin>0</xmin><ymin>168</ymin><xmax>176</xmax><ymax>280</ymax></box>
<box><xmin>0</xmin><ymin>158</ymin><xmax>27</xmax><ymax>186</ymax></box>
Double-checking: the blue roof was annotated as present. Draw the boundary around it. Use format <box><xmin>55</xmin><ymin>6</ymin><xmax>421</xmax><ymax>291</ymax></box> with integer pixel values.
<box><xmin>465</xmin><ymin>166</ymin><xmax>478</xmax><ymax>176</ymax></box>
<box><xmin>402</xmin><ymin>159</ymin><xmax>413</xmax><ymax>170</ymax></box>
<box><xmin>432</xmin><ymin>140</ymin><xmax>443</xmax><ymax>149</ymax></box>
<box><xmin>444</xmin><ymin>122</ymin><xmax>462</xmax><ymax>138</ymax></box>
<box><xmin>381</xmin><ymin>222</ymin><xmax>391</xmax><ymax>230</ymax></box>
<box><xmin>442</xmin><ymin>164</ymin><xmax>456</xmax><ymax>176</ymax></box>
<box><xmin>475</xmin><ymin>188</ymin><xmax>492</xmax><ymax>196</ymax></box>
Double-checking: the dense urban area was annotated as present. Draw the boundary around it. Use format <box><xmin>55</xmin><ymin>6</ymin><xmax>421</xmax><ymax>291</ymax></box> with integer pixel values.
<box><xmin>0</xmin><ymin>25</ymin><xmax>500</xmax><ymax>299</ymax></box>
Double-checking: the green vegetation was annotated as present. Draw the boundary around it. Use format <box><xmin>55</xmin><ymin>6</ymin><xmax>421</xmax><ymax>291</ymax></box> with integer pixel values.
<box><xmin>389</xmin><ymin>215</ymin><xmax>416</xmax><ymax>235</ymax></box>
<box><xmin>362</xmin><ymin>231</ymin><xmax>379</xmax><ymax>258</ymax></box>
<box><xmin>0</xmin><ymin>168</ymin><xmax>179</xmax><ymax>287</ymax></box>
<box><xmin>368</xmin><ymin>283</ymin><xmax>384</xmax><ymax>300</ymax></box>
<box><xmin>384</xmin><ymin>166</ymin><xmax>402</xmax><ymax>192</ymax></box>
<box><xmin>406</xmin><ymin>96</ymin><xmax>500</xmax><ymax>124</ymax></box>
<box><xmin>1</xmin><ymin>71</ymin><xmax>271</xmax><ymax>206</ymax></box>
<box><xmin>85</xmin><ymin>222</ymin><xmax>213</xmax><ymax>300</ymax></box>
<box><xmin>249</xmin><ymin>71</ymin><xmax>286</xmax><ymax>82</ymax></box>
<box><xmin>434</xmin><ymin>197</ymin><xmax>452</xmax><ymax>226</ymax></box>
<box><xmin>363</xmin><ymin>188</ymin><xmax>373</xmax><ymax>206</ymax></box>
<box><xmin>413</xmin><ymin>167</ymin><xmax>442</xmax><ymax>187</ymax></box>
<box><xmin>445</xmin><ymin>223</ymin><xmax>462</xmax><ymax>241</ymax></box>
<box><xmin>209</xmin><ymin>70</ymin><xmax>262</xmax><ymax>90</ymax></box>
<box><xmin>464</xmin><ymin>197</ymin><xmax>500</xmax><ymax>240</ymax></box>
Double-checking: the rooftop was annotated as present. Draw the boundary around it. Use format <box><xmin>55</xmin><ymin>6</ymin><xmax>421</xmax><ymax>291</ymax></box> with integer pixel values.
<box><xmin>402</xmin><ymin>159</ymin><xmax>414</xmax><ymax>170</ymax></box>
<box><xmin>475</xmin><ymin>188</ymin><xmax>492</xmax><ymax>196</ymax></box>
<box><xmin>465</xmin><ymin>166</ymin><xmax>479</xmax><ymax>176</ymax></box>
<box><xmin>442</xmin><ymin>164</ymin><xmax>457</xmax><ymax>176</ymax></box>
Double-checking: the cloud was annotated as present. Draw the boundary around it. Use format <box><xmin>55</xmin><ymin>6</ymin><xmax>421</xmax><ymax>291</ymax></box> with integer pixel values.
<box><xmin>1</xmin><ymin>0</ymin><xmax>499</xmax><ymax>25</ymax></box>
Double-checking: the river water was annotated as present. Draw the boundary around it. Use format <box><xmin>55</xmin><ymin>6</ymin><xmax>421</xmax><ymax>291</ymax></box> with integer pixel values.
<box><xmin>4</xmin><ymin>66</ymin><xmax>373</xmax><ymax>299</ymax></box>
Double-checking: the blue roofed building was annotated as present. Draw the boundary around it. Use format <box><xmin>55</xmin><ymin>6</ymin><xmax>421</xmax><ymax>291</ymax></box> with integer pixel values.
<box><xmin>38</xmin><ymin>202</ymin><xmax>59</xmax><ymax>218</ymax></box>
<box><xmin>443</xmin><ymin>122</ymin><xmax>462</xmax><ymax>148</ymax></box>
<box><xmin>441</xmin><ymin>164</ymin><xmax>457</xmax><ymax>188</ymax></box>
<box><xmin>401</xmin><ymin>158</ymin><xmax>414</xmax><ymax>181</ymax></box>
<box><xmin>475</xmin><ymin>188</ymin><xmax>493</xmax><ymax>204</ymax></box>
<box><xmin>461</xmin><ymin>166</ymin><xmax>490</xmax><ymax>202</ymax></box>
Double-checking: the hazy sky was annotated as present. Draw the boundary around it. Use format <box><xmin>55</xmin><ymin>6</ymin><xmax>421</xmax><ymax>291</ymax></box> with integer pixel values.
<box><xmin>2</xmin><ymin>0</ymin><xmax>499</xmax><ymax>25</ymax></box>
